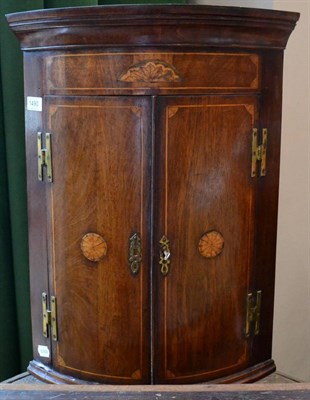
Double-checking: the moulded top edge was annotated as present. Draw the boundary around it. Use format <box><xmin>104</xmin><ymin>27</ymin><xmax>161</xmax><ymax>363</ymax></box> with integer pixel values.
<box><xmin>6</xmin><ymin>4</ymin><xmax>300</xmax><ymax>26</ymax></box>
<box><xmin>6</xmin><ymin>5</ymin><xmax>299</xmax><ymax>52</ymax></box>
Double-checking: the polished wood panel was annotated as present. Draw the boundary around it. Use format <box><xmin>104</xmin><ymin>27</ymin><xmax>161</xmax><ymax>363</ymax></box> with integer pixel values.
<box><xmin>155</xmin><ymin>96</ymin><xmax>258</xmax><ymax>383</ymax></box>
<box><xmin>252</xmin><ymin>51</ymin><xmax>285</xmax><ymax>365</ymax></box>
<box><xmin>45</xmin><ymin>96</ymin><xmax>151</xmax><ymax>383</ymax></box>
<box><xmin>23</xmin><ymin>52</ymin><xmax>52</xmax><ymax>365</ymax></box>
<box><xmin>45</xmin><ymin>52</ymin><xmax>260</xmax><ymax>95</ymax></box>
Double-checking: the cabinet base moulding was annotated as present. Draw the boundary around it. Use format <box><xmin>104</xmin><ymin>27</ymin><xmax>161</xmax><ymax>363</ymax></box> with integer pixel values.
<box><xmin>27</xmin><ymin>360</ymin><xmax>276</xmax><ymax>385</ymax></box>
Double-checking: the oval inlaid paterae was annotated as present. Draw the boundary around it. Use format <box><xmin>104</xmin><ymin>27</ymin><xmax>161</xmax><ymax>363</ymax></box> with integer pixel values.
<box><xmin>198</xmin><ymin>230</ymin><xmax>224</xmax><ymax>259</ymax></box>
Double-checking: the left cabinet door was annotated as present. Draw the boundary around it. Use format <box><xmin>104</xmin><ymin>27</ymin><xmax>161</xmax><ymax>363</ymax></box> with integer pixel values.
<box><xmin>44</xmin><ymin>96</ymin><xmax>152</xmax><ymax>384</ymax></box>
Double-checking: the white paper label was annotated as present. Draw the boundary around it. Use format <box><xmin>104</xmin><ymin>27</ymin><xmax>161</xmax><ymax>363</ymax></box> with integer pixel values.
<box><xmin>38</xmin><ymin>345</ymin><xmax>50</xmax><ymax>358</ymax></box>
<box><xmin>27</xmin><ymin>96</ymin><xmax>42</xmax><ymax>112</ymax></box>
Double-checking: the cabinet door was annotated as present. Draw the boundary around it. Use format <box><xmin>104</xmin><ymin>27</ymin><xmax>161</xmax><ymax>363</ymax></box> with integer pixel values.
<box><xmin>45</xmin><ymin>96</ymin><xmax>151</xmax><ymax>384</ymax></box>
<box><xmin>154</xmin><ymin>96</ymin><xmax>258</xmax><ymax>383</ymax></box>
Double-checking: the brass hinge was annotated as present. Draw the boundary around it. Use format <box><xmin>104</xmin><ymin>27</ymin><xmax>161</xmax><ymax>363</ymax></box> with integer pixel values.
<box><xmin>42</xmin><ymin>292</ymin><xmax>58</xmax><ymax>341</ymax></box>
<box><xmin>37</xmin><ymin>132</ymin><xmax>53</xmax><ymax>182</ymax></box>
<box><xmin>251</xmin><ymin>128</ymin><xmax>267</xmax><ymax>177</ymax></box>
<box><xmin>245</xmin><ymin>290</ymin><xmax>262</xmax><ymax>338</ymax></box>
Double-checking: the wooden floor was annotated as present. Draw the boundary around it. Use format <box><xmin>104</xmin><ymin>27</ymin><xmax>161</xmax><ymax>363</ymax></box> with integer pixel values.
<box><xmin>1</xmin><ymin>371</ymin><xmax>309</xmax><ymax>400</ymax></box>
<box><xmin>0</xmin><ymin>382</ymin><xmax>310</xmax><ymax>400</ymax></box>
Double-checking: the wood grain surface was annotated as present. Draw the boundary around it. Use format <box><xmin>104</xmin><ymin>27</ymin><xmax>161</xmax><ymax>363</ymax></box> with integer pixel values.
<box><xmin>0</xmin><ymin>384</ymin><xmax>310</xmax><ymax>400</ymax></box>
<box><xmin>45</xmin><ymin>96</ymin><xmax>152</xmax><ymax>383</ymax></box>
<box><xmin>44</xmin><ymin>52</ymin><xmax>260</xmax><ymax>95</ymax></box>
<box><xmin>154</xmin><ymin>96</ymin><xmax>257</xmax><ymax>383</ymax></box>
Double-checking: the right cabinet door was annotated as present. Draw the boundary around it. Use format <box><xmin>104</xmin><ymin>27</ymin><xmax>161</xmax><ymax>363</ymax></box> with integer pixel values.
<box><xmin>154</xmin><ymin>95</ymin><xmax>259</xmax><ymax>383</ymax></box>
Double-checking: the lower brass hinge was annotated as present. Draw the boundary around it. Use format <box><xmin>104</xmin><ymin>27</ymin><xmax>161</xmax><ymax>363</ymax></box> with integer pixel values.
<box><xmin>245</xmin><ymin>290</ymin><xmax>262</xmax><ymax>338</ymax></box>
<box><xmin>42</xmin><ymin>292</ymin><xmax>58</xmax><ymax>341</ymax></box>
<box><xmin>38</xmin><ymin>132</ymin><xmax>53</xmax><ymax>182</ymax></box>
<box><xmin>251</xmin><ymin>128</ymin><xmax>267</xmax><ymax>177</ymax></box>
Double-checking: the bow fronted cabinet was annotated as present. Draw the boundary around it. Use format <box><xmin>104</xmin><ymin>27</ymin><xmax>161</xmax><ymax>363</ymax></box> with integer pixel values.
<box><xmin>7</xmin><ymin>5</ymin><xmax>299</xmax><ymax>385</ymax></box>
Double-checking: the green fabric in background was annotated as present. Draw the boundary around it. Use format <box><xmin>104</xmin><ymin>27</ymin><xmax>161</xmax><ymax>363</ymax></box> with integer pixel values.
<box><xmin>0</xmin><ymin>0</ymin><xmax>186</xmax><ymax>382</ymax></box>
<box><xmin>98</xmin><ymin>0</ymin><xmax>186</xmax><ymax>3</ymax></box>
<box><xmin>0</xmin><ymin>54</ymin><xmax>21</xmax><ymax>380</ymax></box>
<box><xmin>0</xmin><ymin>0</ymin><xmax>41</xmax><ymax>380</ymax></box>
<box><xmin>44</xmin><ymin>0</ymin><xmax>97</xmax><ymax>7</ymax></box>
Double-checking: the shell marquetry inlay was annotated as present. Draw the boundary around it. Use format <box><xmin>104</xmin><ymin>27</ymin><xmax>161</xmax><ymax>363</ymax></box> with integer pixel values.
<box><xmin>119</xmin><ymin>60</ymin><xmax>181</xmax><ymax>83</ymax></box>
<box><xmin>80</xmin><ymin>233</ymin><xmax>107</xmax><ymax>262</ymax></box>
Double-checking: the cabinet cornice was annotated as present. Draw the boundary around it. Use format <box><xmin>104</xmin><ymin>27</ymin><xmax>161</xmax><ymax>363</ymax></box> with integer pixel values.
<box><xmin>6</xmin><ymin>5</ymin><xmax>299</xmax><ymax>51</ymax></box>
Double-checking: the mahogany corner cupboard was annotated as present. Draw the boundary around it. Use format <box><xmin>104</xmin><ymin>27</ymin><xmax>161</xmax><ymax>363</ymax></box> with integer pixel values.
<box><xmin>7</xmin><ymin>5</ymin><xmax>299</xmax><ymax>385</ymax></box>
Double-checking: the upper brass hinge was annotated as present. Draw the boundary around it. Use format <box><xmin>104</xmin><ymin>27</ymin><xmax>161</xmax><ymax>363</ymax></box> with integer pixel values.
<box><xmin>42</xmin><ymin>292</ymin><xmax>58</xmax><ymax>341</ymax></box>
<box><xmin>37</xmin><ymin>132</ymin><xmax>53</xmax><ymax>182</ymax></box>
<box><xmin>245</xmin><ymin>290</ymin><xmax>262</xmax><ymax>338</ymax></box>
<box><xmin>251</xmin><ymin>128</ymin><xmax>267</xmax><ymax>177</ymax></box>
